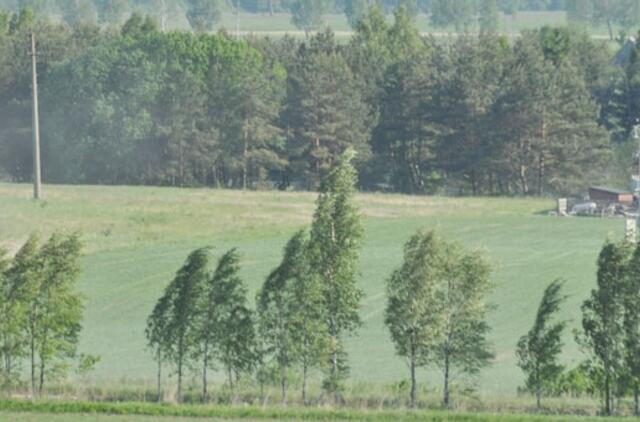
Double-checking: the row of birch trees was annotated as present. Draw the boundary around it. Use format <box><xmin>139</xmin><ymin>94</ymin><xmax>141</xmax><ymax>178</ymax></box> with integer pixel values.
<box><xmin>146</xmin><ymin>150</ymin><xmax>497</xmax><ymax>407</ymax></box>
<box><xmin>0</xmin><ymin>232</ymin><xmax>92</xmax><ymax>396</ymax></box>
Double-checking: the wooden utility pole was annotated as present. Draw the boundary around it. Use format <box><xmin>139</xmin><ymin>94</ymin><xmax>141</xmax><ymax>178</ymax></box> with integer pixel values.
<box><xmin>236</xmin><ymin>0</ymin><xmax>240</xmax><ymax>39</ymax></box>
<box><xmin>30</xmin><ymin>32</ymin><xmax>42</xmax><ymax>200</ymax></box>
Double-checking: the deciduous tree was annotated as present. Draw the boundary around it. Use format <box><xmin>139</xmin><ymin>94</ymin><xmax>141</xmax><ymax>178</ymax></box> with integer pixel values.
<box><xmin>206</xmin><ymin>249</ymin><xmax>257</xmax><ymax>389</ymax></box>
<box><xmin>516</xmin><ymin>279</ymin><xmax>567</xmax><ymax>409</ymax></box>
<box><xmin>257</xmin><ymin>230</ymin><xmax>316</xmax><ymax>403</ymax></box>
<box><xmin>578</xmin><ymin>240</ymin><xmax>632</xmax><ymax>415</ymax></box>
<box><xmin>290</xmin><ymin>0</ymin><xmax>330</xmax><ymax>37</ymax></box>
<box><xmin>623</xmin><ymin>244</ymin><xmax>640</xmax><ymax>415</ymax></box>
<box><xmin>155</xmin><ymin>247</ymin><xmax>209</xmax><ymax>401</ymax></box>
<box><xmin>431</xmin><ymin>238</ymin><xmax>493</xmax><ymax>408</ymax></box>
<box><xmin>385</xmin><ymin>230</ymin><xmax>446</xmax><ymax>407</ymax></box>
<box><xmin>308</xmin><ymin>149</ymin><xmax>363</xmax><ymax>400</ymax></box>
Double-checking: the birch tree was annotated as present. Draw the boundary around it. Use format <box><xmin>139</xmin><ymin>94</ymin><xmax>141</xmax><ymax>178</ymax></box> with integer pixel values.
<box><xmin>308</xmin><ymin>149</ymin><xmax>363</xmax><ymax>400</ymax></box>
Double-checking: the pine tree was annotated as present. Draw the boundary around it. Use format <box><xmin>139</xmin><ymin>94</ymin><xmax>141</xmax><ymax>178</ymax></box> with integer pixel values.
<box><xmin>211</xmin><ymin>46</ymin><xmax>286</xmax><ymax>190</ymax></box>
<box><xmin>375</xmin><ymin>51</ymin><xmax>441</xmax><ymax>194</ymax></box>
<box><xmin>516</xmin><ymin>279</ymin><xmax>567</xmax><ymax>409</ymax></box>
<box><xmin>491</xmin><ymin>34</ymin><xmax>552</xmax><ymax>195</ymax></box>
<box><xmin>286</xmin><ymin>31</ymin><xmax>371</xmax><ymax>189</ymax></box>
<box><xmin>308</xmin><ymin>149</ymin><xmax>363</xmax><ymax>400</ymax></box>
<box><xmin>544</xmin><ymin>61</ymin><xmax>609</xmax><ymax>194</ymax></box>
<box><xmin>437</xmin><ymin>35</ymin><xmax>508</xmax><ymax>195</ymax></box>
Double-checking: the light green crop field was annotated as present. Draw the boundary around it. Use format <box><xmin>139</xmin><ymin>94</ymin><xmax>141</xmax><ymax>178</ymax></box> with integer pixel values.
<box><xmin>0</xmin><ymin>183</ymin><xmax>625</xmax><ymax>395</ymax></box>
<box><xmin>212</xmin><ymin>11</ymin><xmax>612</xmax><ymax>39</ymax></box>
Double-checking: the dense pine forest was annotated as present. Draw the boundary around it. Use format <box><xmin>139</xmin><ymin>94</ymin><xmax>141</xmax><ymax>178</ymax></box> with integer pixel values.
<box><xmin>2</xmin><ymin>1</ymin><xmax>640</xmax><ymax>196</ymax></box>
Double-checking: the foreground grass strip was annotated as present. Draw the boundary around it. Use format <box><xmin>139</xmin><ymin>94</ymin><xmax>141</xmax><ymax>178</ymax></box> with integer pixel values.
<box><xmin>0</xmin><ymin>400</ymin><xmax>623</xmax><ymax>422</ymax></box>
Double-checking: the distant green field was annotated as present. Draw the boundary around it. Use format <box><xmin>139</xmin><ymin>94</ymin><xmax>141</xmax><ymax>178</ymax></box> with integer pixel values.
<box><xmin>211</xmin><ymin>11</ymin><xmax>613</xmax><ymax>39</ymax></box>
<box><xmin>0</xmin><ymin>183</ymin><xmax>625</xmax><ymax>396</ymax></box>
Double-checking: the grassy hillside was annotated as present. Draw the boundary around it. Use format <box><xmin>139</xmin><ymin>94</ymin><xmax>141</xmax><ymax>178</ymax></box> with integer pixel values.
<box><xmin>0</xmin><ymin>183</ymin><xmax>625</xmax><ymax>395</ymax></box>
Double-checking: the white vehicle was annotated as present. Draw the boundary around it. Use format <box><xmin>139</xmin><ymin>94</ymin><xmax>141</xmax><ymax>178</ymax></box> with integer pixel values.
<box><xmin>571</xmin><ymin>202</ymin><xmax>597</xmax><ymax>216</ymax></box>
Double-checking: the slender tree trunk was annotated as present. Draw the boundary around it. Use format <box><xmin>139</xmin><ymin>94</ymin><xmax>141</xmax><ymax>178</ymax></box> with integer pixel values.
<box><xmin>538</xmin><ymin>154</ymin><xmax>545</xmax><ymax>196</ymax></box>
<box><xmin>4</xmin><ymin>334</ymin><xmax>12</xmax><ymax>385</ymax></box>
<box><xmin>302</xmin><ymin>362</ymin><xmax>308</xmax><ymax>405</ymax></box>
<box><xmin>280</xmin><ymin>366</ymin><xmax>287</xmax><ymax>404</ymax></box>
<box><xmin>519</xmin><ymin>164</ymin><xmax>528</xmax><ymax>195</ymax></box>
<box><xmin>314</xmin><ymin>136</ymin><xmax>321</xmax><ymax>185</ymax></box>
<box><xmin>634</xmin><ymin>383</ymin><xmax>639</xmax><ymax>416</ymax></box>
<box><xmin>538</xmin><ymin>112</ymin><xmax>546</xmax><ymax>196</ymax></box>
<box><xmin>242</xmin><ymin>126</ymin><xmax>249</xmax><ymax>191</ymax></box>
<box><xmin>260</xmin><ymin>379</ymin><xmax>265</xmax><ymax>404</ymax></box>
<box><xmin>443</xmin><ymin>350</ymin><xmax>450</xmax><ymax>408</ymax></box>
<box><xmin>410</xmin><ymin>343</ymin><xmax>417</xmax><ymax>408</ymax></box>
<box><xmin>268</xmin><ymin>0</ymin><xmax>274</xmax><ymax>15</ymax></box>
<box><xmin>179</xmin><ymin>141</ymin><xmax>184</xmax><ymax>187</ymax></box>
<box><xmin>489</xmin><ymin>172</ymin><xmax>495</xmax><ymax>195</ymax></box>
<box><xmin>470</xmin><ymin>170</ymin><xmax>478</xmax><ymax>196</ymax></box>
<box><xmin>534</xmin><ymin>365</ymin><xmax>541</xmax><ymax>410</ymax></box>
<box><xmin>177</xmin><ymin>350</ymin><xmax>183</xmax><ymax>403</ymax></box>
<box><xmin>605</xmin><ymin>368</ymin><xmax>611</xmax><ymax>416</ymax></box>
<box><xmin>607</xmin><ymin>19</ymin><xmax>613</xmax><ymax>41</ymax></box>
<box><xmin>38</xmin><ymin>355</ymin><xmax>45</xmax><ymax>396</ymax></box>
<box><xmin>30</xmin><ymin>329</ymin><xmax>35</xmax><ymax>398</ymax></box>
<box><xmin>332</xmin><ymin>346</ymin><xmax>339</xmax><ymax>403</ymax></box>
<box><xmin>156</xmin><ymin>353</ymin><xmax>162</xmax><ymax>403</ymax></box>
<box><xmin>202</xmin><ymin>342</ymin><xmax>209</xmax><ymax>402</ymax></box>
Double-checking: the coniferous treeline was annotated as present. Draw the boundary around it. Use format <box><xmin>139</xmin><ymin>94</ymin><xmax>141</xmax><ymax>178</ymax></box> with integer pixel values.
<box><xmin>0</xmin><ymin>5</ymin><xmax>637</xmax><ymax>195</ymax></box>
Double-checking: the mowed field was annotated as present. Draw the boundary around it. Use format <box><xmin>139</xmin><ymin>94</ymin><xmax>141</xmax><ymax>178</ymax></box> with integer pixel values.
<box><xmin>0</xmin><ymin>183</ymin><xmax>625</xmax><ymax>395</ymax></box>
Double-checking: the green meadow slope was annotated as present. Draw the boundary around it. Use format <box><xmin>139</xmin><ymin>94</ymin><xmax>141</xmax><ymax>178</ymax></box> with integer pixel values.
<box><xmin>0</xmin><ymin>183</ymin><xmax>625</xmax><ymax>395</ymax></box>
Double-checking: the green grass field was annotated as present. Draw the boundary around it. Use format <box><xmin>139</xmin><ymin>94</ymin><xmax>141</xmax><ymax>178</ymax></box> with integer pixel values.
<box><xmin>0</xmin><ymin>183</ymin><xmax>625</xmax><ymax>396</ymax></box>
<box><xmin>211</xmin><ymin>11</ymin><xmax>613</xmax><ymax>39</ymax></box>
<box><xmin>0</xmin><ymin>400</ymin><xmax>632</xmax><ymax>421</ymax></box>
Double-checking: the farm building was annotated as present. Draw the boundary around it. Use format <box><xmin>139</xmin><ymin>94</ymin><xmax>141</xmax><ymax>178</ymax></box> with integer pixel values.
<box><xmin>589</xmin><ymin>187</ymin><xmax>634</xmax><ymax>204</ymax></box>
